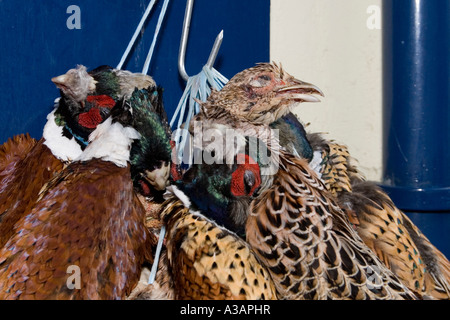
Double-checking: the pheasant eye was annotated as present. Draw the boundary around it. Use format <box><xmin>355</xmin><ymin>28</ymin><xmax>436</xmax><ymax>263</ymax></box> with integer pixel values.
<box><xmin>243</xmin><ymin>170</ymin><xmax>256</xmax><ymax>194</ymax></box>
<box><xmin>151</xmin><ymin>161</ymin><xmax>163</xmax><ymax>170</ymax></box>
<box><xmin>249</xmin><ymin>74</ymin><xmax>273</xmax><ymax>89</ymax></box>
<box><xmin>230</xmin><ymin>154</ymin><xmax>261</xmax><ymax>197</ymax></box>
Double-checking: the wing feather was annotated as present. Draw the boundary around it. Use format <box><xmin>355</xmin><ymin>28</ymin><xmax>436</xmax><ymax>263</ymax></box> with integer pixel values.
<box><xmin>246</xmin><ymin>153</ymin><xmax>418</xmax><ymax>300</ymax></box>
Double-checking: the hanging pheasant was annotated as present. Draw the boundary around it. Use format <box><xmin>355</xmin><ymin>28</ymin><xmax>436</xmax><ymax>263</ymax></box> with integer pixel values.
<box><xmin>258</xmin><ymin>89</ymin><xmax>450</xmax><ymax>299</ymax></box>
<box><xmin>0</xmin><ymin>65</ymin><xmax>155</xmax><ymax>249</ymax></box>
<box><xmin>131</xmin><ymin>134</ymin><xmax>277</xmax><ymax>300</ymax></box>
<box><xmin>0</xmin><ymin>65</ymin><xmax>94</xmax><ymax>249</ymax></box>
<box><xmin>191</xmin><ymin>62</ymin><xmax>419</xmax><ymax>299</ymax></box>
<box><xmin>247</xmin><ymin>151</ymin><xmax>417</xmax><ymax>299</ymax></box>
<box><xmin>160</xmin><ymin>188</ymin><xmax>277</xmax><ymax>300</ymax></box>
<box><xmin>0</xmin><ymin>94</ymin><xmax>156</xmax><ymax>300</ymax></box>
<box><xmin>287</xmin><ymin>125</ymin><xmax>450</xmax><ymax>299</ymax></box>
<box><xmin>189</xmin><ymin>122</ymin><xmax>417</xmax><ymax>300</ymax></box>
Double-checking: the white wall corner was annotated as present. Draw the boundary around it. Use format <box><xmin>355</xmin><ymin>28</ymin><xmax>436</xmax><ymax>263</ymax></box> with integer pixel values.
<box><xmin>270</xmin><ymin>0</ymin><xmax>383</xmax><ymax>182</ymax></box>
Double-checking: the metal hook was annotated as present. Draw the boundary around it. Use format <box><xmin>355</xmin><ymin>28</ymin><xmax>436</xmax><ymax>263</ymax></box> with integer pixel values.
<box><xmin>178</xmin><ymin>0</ymin><xmax>224</xmax><ymax>82</ymax></box>
<box><xmin>206</xmin><ymin>30</ymin><xmax>224</xmax><ymax>69</ymax></box>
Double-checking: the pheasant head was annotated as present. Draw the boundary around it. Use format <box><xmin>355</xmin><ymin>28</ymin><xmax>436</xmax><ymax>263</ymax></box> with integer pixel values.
<box><xmin>129</xmin><ymin>86</ymin><xmax>173</xmax><ymax>195</ymax></box>
<box><xmin>177</xmin><ymin>152</ymin><xmax>261</xmax><ymax>237</ymax></box>
<box><xmin>50</xmin><ymin>65</ymin><xmax>156</xmax><ymax>150</ymax></box>
<box><xmin>51</xmin><ymin>65</ymin><xmax>97</xmax><ymax>103</ymax></box>
<box><xmin>200</xmin><ymin>62</ymin><xmax>324</xmax><ymax>125</ymax></box>
<box><xmin>176</xmin><ymin>123</ymin><xmax>271</xmax><ymax>237</ymax></box>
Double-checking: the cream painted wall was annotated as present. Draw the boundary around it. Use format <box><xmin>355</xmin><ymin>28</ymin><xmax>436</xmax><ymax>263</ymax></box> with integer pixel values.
<box><xmin>271</xmin><ymin>0</ymin><xmax>383</xmax><ymax>181</ymax></box>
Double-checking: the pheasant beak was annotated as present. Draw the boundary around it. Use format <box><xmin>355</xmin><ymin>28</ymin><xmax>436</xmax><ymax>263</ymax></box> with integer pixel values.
<box><xmin>89</xmin><ymin>79</ymin><xmax>98</xmax><ymax>92</ymax></box>
<box><xmin>277</xmin><ymin>80</ymin><xmax>324</xmax><ymax>103</ymax></box>
<box><xmin>142</xmin><ymin>162</ymin><xmax>171</xmax><ymax>191</ymax></box>
<box><xmin>52</xmin><ymin>74</ymin><xmax>87</xmax><ymax>109</ymax></box>
<box><xmin>51</xmin><ymin>65</ymin><xmax>96</xmax><ymax>103</ymax></box>
<box><xmin>51</xmin><ymin>74</ymin><xmax>70</xmax><ymax>91</ymax></box>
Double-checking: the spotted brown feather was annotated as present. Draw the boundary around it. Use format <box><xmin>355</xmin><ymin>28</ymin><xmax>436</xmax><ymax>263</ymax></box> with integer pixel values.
<box><xmin>307</xmin><ymin>131</ymin><xmax>450</xmax><ymax>299</ymax></box>
<box><xmin>246</xmin><ymin>152</ymin><xmax>418</xmax><ymax>300</ymax></box>
<box><xmin>160</xmin><ymin>191</ymin><xmax>277</xmax><ymax>300</ymax></box>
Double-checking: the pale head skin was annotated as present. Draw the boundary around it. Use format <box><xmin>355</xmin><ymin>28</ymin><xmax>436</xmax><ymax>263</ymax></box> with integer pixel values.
<box><xmin>52</xmin><ymin>65</ymin><xmax>157</xmax><ymax>103</ymax></box>
<box><xmin>51</xmin><ymin>65</ymin><xmax>97</xmax><ymax>102</ymax></box>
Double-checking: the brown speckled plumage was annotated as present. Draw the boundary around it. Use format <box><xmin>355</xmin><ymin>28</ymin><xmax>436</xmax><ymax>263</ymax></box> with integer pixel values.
<box><xmin>307</xmin><ymin>131</ymin><xmax>450</xmax><ymax>299</ymax></box>
<box><xmin>246</xmin><ymin>152</ymin><xmax>418</xmax><ymax>300</ymax></box>
<box><xmin>0</xmin><ymin>159</ymin><xmax>154</xmax><ymax>300</ymax></box>
<box><xmin>159</xmin><ymin>190</ymin><xmax>277</xmax><ymax>300</ymax></box>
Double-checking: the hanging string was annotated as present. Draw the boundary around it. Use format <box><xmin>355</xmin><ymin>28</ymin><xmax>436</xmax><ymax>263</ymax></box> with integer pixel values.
<box><xmin>116</xmin><ymin>0</ymin><xmax>158</xmax><ymax>70</ymax></box>
<box><xmin>150</xmin><ymin>70</ymin><xmax>225</xmax><ymax>282</ymax></box>
<box><xmin>142</xmin><ymin>0</ymin><xmax>170</xmax><ymax>75</ymax></box>
<box><xmin>169</xmin><ymin>68</ymin><xmax>227</xmax><ymax>130</ymax></box>
<box><xmin>147</xmin><ymin>225</ymin><xmax>166</xmax><ymax>284</ymax></box>
<box><xmin>116</xmin><ymin>0</ymin><xmax>172</xmax><ymax>286</ymax></box>
<box><xmin>170</xmin><ymin>66</ymin><xmax>228</xmax><ymax>166</ymax></box>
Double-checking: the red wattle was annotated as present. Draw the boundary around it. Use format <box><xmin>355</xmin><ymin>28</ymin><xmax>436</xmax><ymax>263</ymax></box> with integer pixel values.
<box><xmin>78</xmin><ymin>108</ymin><xmax>103</xmax><ymax>129</ymax></box>
<box><xmin>231</xmin><ymin>154</ymin><xmax>261</xmax><ymax>197</ymax></box>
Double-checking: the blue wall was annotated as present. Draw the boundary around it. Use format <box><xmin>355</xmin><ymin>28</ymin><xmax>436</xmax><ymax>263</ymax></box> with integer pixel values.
<box><xmin>0</xmin><ymin>0</ymin><xmax>270</xmax><ymax>143</ymax></box>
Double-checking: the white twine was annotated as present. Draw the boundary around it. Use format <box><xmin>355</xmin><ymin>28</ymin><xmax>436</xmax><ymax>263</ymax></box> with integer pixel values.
<box><xmin>170</xmin><ymin>66</ymin><xmax>228</xmax><ymax>165</ymax></box>
<box><xmin>117</xmin><ymin>0</ymin><xmax>170</xmax><ymax>73</ymax></box>
<box><xmin>117</xmin><ymin>0</ymin><xmax>157</xmax><ymax>70</ymax></box>
<box><xmin>148</xmin><ymin>225</ymin><xmax>166</xmax><ymax>284</ymax></box>
<box><xmin>142</xmin><ymin>0</ymin><xmax>170</xmax><ymax>75</ymax></box>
